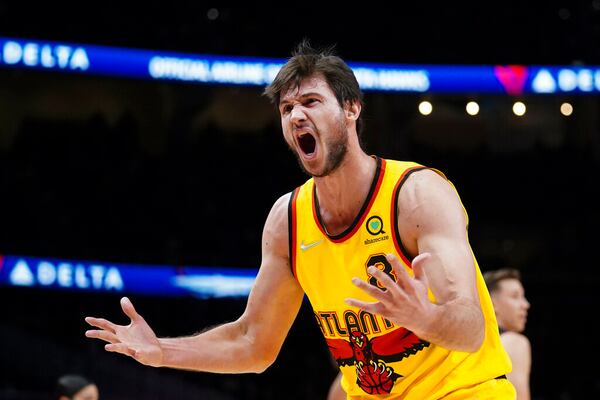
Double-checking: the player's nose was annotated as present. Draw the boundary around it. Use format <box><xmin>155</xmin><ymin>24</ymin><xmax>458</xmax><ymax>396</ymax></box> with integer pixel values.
<box><xmin>290</xmin><ymin>105</ymin><xmax>307</xmax><ymax>124</ymax></box>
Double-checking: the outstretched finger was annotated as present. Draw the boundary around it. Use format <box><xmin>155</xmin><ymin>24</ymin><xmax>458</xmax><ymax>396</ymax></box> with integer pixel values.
<box><xmin>344</xmin><ymin>297</ymin><xmax>385</xmax><ymax>316</ymax></box>
<box><xmin>367</xmin><ymin>266</ymin><xmax>398</xmax><ymax>293</ymax></box>
<box><xmin>350</xmin><ymin>277</ymin><xmax>388</xmax><ymax>302</ymax></box>
<box><xmin>411</xmin><ymin>252</ymin><xmax>431</xmax><ymax>286</ymax></box>
<box><xmin>85</xmin><ymin>329</ymin><xmax>119</xmax><ymax>344</ymax></box>
<box><xmin>385</xmin><ymin>253</ymin><xmax>412</xmax><ymax>289</ymax></box>
<box><xmin>85</xmin><ymin>317</ymin><xmax>117</xmax><ymax>334</ymax></box>
<box><xmin>120</xmin><ymin>297</ymin><xmax>141</xmax><ymax>322</ymax></box>
<box><xmin>105</xmin><ymin>343</ymin><xmax>136</xmax><ymax>357</ymax></box>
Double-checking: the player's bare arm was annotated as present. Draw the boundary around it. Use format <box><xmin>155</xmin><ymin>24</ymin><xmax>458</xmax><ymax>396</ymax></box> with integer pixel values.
<box><xmin>85</xmin><ymin>192</ymin><xmax>305</xmax><ymax>373</ymax></box>
<box><xmin>346</xmin><ymin>169</ymin><xmax>484</xmax><ymax>352</ymax></box>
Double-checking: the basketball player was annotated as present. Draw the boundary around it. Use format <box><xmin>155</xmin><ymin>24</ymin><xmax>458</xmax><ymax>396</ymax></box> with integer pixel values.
<box><xmin>484</xmin><ymin>268</ymin><xmax>531</xmax><ymax>399</ymax></box>
<box><xmin>85</xmin><ymin>41</ymin><xmax>515</xmax><ymax>399</ymax></box>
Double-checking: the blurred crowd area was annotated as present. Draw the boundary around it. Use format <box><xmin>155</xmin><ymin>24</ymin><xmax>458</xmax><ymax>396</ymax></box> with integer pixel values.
<box><xmin>0</xmin><ymin>67</ymin><xmax>599</xmax><ymax>399</ymax></box>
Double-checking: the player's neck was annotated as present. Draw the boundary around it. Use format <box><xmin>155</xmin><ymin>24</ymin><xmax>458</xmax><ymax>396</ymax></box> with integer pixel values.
<box><xmin>313</xmin><ymin>151</ymin><xmax>377</xmax><ymax>235</ymax></box>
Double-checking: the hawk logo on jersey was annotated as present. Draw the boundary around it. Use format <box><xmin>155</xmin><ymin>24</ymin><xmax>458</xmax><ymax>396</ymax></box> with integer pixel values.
<box><xmin>326</xmin><ymin>328</ymin><xmax>429</xmax><ymax>395</ymax></box>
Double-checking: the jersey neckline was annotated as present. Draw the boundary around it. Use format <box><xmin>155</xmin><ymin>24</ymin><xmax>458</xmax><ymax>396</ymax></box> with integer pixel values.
<box><xmin>312</xmin><ymin>156</ymin><xmax>386</xmax><ymax>243</ymax></box>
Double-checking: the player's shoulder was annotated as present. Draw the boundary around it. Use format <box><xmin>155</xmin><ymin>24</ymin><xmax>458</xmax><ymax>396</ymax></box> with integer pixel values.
<box><xmin>501</xmin><ymin>331</ymin><xmax>531</xmax><ymax>352</ymax></box>
<box><xmin>273</xmin><ymin>191</ymin><xmax>293</xmax><ymax>209</ymax></box>
<box><xmin>266</xmin><ymin>192</ymin><xmax>293</xmax><ymax>224</ymax></box>
<box><xmin>393</xmin><ymin>160</ymin><xmax>467</xmax><ymax>229</ymax></box>
<box><xmin>261</xmin><ymin>192</ymin><xmax>295</xmax><ymax>255</ymax></box>
<box><xmin>384</xmin><ymin>158</ymin><xmax>447</xmax><ymax>185</ymax></box>
<box><xmin>266</xmin><ymin>189</ymin><xmax>304</xmax><ymax>229</ymax></box>
<box><xmin>395</xmin><ymin>164</ymin><xmax>455</xmax><ymax>204</ymax></box>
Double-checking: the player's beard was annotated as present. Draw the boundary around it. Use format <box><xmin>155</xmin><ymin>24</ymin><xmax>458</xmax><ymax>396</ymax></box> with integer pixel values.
<box><xmin>290</xmin><ymin>115</ymin><xmax>349</xmax><ymax>178</ymax></box>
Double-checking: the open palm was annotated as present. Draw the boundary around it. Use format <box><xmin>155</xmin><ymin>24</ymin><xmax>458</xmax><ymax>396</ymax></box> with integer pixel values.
<box><xmin>85</xmin><ymin>297</ymin><xmax>163</xmax><ymax>367</ymax></box>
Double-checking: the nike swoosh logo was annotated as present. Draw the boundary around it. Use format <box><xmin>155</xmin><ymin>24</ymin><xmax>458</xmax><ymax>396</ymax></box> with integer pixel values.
<box><xmin>300</xmin><ymin>239</ymin><xmax>323</xmax><ymax>251</ymax></box>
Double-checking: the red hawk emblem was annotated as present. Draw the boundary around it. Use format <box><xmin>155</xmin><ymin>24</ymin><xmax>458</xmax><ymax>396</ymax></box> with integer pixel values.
<box><xmin>326</xmin><ymin>328</ymin><xmax>429</xmax><ymax>395</ymax></box>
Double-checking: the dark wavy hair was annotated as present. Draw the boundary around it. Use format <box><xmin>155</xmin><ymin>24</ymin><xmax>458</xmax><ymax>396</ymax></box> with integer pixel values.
<box><xmin>263</xmin><ymin>40</ymin><xmax>365</xmax><ymax>135</ymax></box>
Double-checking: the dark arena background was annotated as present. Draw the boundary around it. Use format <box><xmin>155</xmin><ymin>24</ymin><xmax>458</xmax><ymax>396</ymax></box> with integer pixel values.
<box><xmin>1</xmin><ymin>4</ymin><xmax>599</xmax><ymax>399</ymax></box>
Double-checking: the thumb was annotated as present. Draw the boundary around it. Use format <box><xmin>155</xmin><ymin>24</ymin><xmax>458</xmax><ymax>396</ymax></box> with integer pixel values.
<box><xmin>411</xmin><ymin>252</ymin><xmax>431</xmax><ymax>284</ymax></box>
<box><xmin>120</xmin><ymin>297</ymin><xmax>141</xmax><ymax>322</ymax></box>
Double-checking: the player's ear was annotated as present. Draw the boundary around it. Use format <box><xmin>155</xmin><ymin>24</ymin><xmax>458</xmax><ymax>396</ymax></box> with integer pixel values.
<box><xmin>344</xmin><ymin>100</ymin><xmax>361</xmax><ymax>121</ymax></box>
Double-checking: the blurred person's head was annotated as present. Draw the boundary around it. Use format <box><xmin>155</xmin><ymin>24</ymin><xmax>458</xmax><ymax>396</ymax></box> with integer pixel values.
<box><xmin>55</xmin><ymin>374</ymin><xmax>99</xmax><ymax>400</ymax></box>
<box><xmin>484</xmin><ymin>268</ymin><xmax>530</xmax><ymax>333</ymax></box>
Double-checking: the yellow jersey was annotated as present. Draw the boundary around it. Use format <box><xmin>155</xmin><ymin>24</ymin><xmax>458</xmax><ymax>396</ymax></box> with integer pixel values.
<box><xmin>288</xmin><ymin>157</ymin><xmax>513</xmax><ymax>399</ymax></box>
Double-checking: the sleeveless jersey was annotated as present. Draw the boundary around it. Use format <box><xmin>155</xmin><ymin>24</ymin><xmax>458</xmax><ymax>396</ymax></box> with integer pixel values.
<box><xmin>288</xmin><ymin>157</ymin><xmax>512</xmax><ymax>399</ymax></box>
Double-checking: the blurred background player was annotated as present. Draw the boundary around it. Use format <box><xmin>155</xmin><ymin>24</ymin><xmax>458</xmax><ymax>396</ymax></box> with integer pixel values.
<box><xmin>484</xmin><ymin>268</ymin><xmax>531</xmax><ymax>400</ymax></box>
<box><xmin>54</xmin><ymin>374</ymin><xmax>99</xmax><ymax>400</ymax></box>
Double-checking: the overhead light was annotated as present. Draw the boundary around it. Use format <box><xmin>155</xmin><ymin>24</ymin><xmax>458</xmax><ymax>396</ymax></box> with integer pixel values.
<box><xmin>418</xmin><ymin>101</ymin><xmax>432</xmax><ymax>115</ymax></box>
<box><xmin>560</xmin><ymin>102</ymin><xmax>573</xmax><ymax>116</ymax></box>
<box><xmin>466</xmin><ymin>101</ymin><xmax>479</xmax><ymax>116</ymax></box>
<box><xmin>512</xmin><ymin>101</ymin><xmax>526</xmax><ymax>116</ymax></box>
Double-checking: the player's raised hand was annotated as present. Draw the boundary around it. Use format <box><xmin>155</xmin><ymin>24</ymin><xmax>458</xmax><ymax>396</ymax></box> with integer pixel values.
<box><xmin>345</xmin><ymin>253</ymin><xmax>434</xmax><ymax>332</ymax></box>
<box><xmin>85</xmin><ymin>297</ymin><xmax>163</xmax><ymax>367</ymax></box>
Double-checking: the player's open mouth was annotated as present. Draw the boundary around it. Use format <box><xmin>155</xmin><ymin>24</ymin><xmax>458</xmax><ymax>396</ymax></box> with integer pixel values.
<box><xmin>298</xmin><ymin>132</ymin><xmax>316</xmax><ymax>156</ymax></box>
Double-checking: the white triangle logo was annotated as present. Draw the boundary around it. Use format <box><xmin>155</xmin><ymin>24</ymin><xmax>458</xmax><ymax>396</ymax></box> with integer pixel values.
<box><xmin>9</xmin><ymin>260</ymin><xmax>35</xmax><ymax>286</ymax></box>
<box><xmin>532</xmin><ymin>69</ymin><xmax>556</xmax><ymax>93</ymax></box>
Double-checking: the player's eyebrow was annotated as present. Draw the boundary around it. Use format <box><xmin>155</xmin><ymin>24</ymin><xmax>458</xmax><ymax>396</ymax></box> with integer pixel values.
<box><xmin>279</xmin><ymin>92</ymin><xmax>323</xmax><ymax>107</ymax></box>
